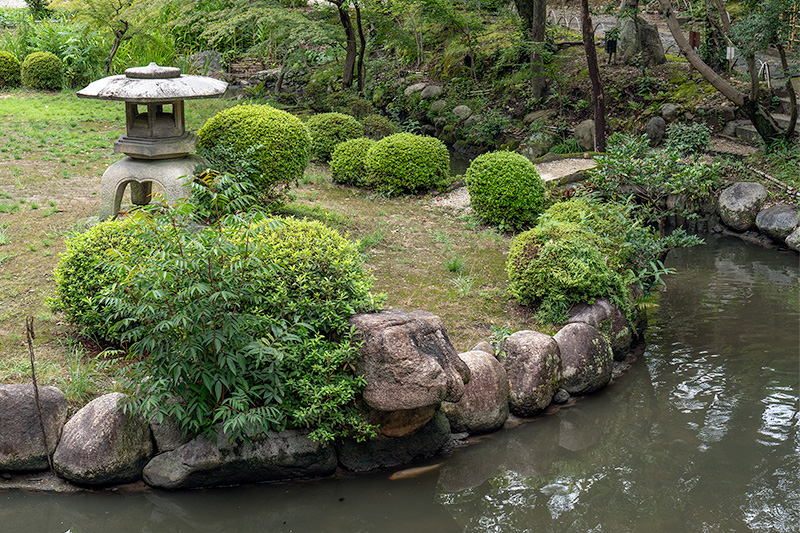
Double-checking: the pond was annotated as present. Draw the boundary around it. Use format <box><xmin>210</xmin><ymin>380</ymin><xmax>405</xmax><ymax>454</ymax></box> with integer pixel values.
<box><xmin>2</xmin><ymin>235</ymin><xmax>798</xmax><ymax>532</ymax></box>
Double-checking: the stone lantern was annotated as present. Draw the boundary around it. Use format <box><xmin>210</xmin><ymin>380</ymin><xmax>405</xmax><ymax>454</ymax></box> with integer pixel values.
<box><xmin>78</xmin><ymin>63</ymin><xmax>227</xmax><ymax>220</ymax></box>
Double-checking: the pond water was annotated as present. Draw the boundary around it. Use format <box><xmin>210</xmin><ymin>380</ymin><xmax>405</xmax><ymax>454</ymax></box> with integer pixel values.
<box><xmin>2</xmin><ymin>235</ymin><xmax>798</xmax><ymax>532</ymax></box>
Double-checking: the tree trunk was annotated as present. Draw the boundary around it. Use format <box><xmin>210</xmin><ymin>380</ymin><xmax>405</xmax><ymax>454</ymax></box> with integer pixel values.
<box><xmin>356</xmin><ymin>2</ymin><xmax>366</xmax><ymax>95</ymax></box>
<box><xmin>581</xmin><ymin>0</ymin><xmax>606</xmax><ymax>151</ymax></box>
<box><xmin>777</xmin><ymin>43</ymin><xmax>797</xmax><ymax>139</ymax></box>
<box><xmin>331</xmin><ymin>0</ymin><xmax>357</xmax><ymax>89</ymax></box>
<box><xmin>656</xmin><ymin>0</ymin><xmax>783</xmax><ymax>144</ymax></box>
<box><xmin>105</xmin><ymin>22</ymin><xmax>129</xmax><ymax>75</ymax></box>
<box><xmin>514</xmin><ymin>0</ymin><xmax>547</xmax><ymax>98</ymax></box>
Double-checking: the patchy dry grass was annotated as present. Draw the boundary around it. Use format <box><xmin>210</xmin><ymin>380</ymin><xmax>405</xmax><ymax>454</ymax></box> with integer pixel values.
<box><xmin>0</xmin><ymin>91</ymin><xmax>537</xmax><ymax>408</ymax></box>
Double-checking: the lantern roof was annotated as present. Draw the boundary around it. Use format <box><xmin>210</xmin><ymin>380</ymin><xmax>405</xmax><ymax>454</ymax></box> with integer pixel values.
<box><xmin>77</xmin><ymin>63</ymin><xmax>227</xmax><ymax>104</ymax></box>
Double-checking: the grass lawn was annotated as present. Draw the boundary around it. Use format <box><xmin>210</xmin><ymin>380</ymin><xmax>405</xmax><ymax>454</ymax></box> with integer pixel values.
<box><xmin>0</xmin><ymin>90</ymin><xmax>533</xmax><ymax>409</ymax></box>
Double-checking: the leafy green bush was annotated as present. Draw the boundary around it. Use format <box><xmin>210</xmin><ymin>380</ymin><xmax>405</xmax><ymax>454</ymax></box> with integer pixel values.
<box><xmin>306</xmin><ymin>112</ymin><xmax>364</xmax><ymax>162</ymax></box>
<box><xmin>506</xmin><ymin>222</ymin><xmax>629</xmax><ymax>324</ymax></box>
<box><xmin>465</xmin><ymin>150</ymin><xmax>546</xmax><ymax>230</ymax></box>
<box><xmin>365</xmin><ymin>132</ymin><xmax>449</xmax><ymax>195</ymax></box>
<box><xmin>197</xmin><ymin>104</ymin><xmax>311</xmax><ymax>201</ymax></box>
<box><xmin>0</xmin><ymin>51</ymin><xmax>20</xmax><ymax>88</ymax></box>
<box><xmin>586</xmin><ymin>133</ymin><xmax>720</xmax><ymax>233</ymax></box>
<box><xmin>361</xmin><ymin>114</ymin><xmax>396</xmax><ymax>140</ymax></box>
<box><xmin>665</xmin><ymin>122</ymin><xmax>711</xmax><ymax>155</ymax></box>
<box><xmin>106</xmin><ymin>205</ymin><xmax>379</xmax><ymax>443</ymax></box>
<box><xmin>325</xmin><ymin>91</ymin><xmax>376</xmax><ymax>118</ymax></box>
<box><xmin>50</xmin><ymin>216</ymin><xmax>147</xmax><ymax>341</ymax></box>
<box><xmin>330</xmin><ymin>137</ymin><xmax>375</xmax><ymax>187</ymax></box>
<box><xmin>21</xmin><ymin>51</ymin><xmax>63</xmax><ymax>90</ymax></box>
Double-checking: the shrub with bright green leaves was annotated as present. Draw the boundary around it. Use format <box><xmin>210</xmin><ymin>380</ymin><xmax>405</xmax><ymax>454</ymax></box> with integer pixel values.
<box><xmin>21</xmin><ymin>51</ymin><xmax>63</xmax><ymax>90</ymax></box>
<box><xmin>247</xmin><ymin>216</ymin><xmax>377</xmax><ymax>336</ymax></box>
<box><xmin>306</xmin><ymin>112</ymin><xmax>364</xmax><ymax>162</ymax></box>
<box><xmin>365</xmin><ymin>132</ymin><xmax>449</xmax><ymax>195</ymax></box>
<box><xmin>330</xmin><ymin>137</ymin><xmax>375</xmax><ymax>187</ymax></box>
<box><xmin>539</xmin><ymin>195</ymin><xmax>662</xmax><ymax>276</ymax></box>
<box><xmin>0</xmin><ymin>51</ymin><xmax>21</xmax><ymax>88</ymax></box>
<box><xmin>665</xmin><ymin>122</ymin><xmax>711</xmax><ymax>155</ymax></box>
<box><xmin>465</xmin><ymin>150</ymin><xmax>546</xmax><ymax>230</ymax></box>
<box><xmin>506</xmin><ymin>221</ymin><xmax>629</xmax><ymax>325</ymax></box>
<box><xmin>105</xmin><ymin>206</ymin><xmax>380</xmax><ymax>443</ymax></box>
<box><xmin>197</xmin><ymin>104</ymin><xmax>311</xmax><ymax>201</ymax></box>
<box><xmin>361</xmin><ymin>114</ymin><xmax>396</xmax><ymax>140</ymax></box>
<box><xmin>50</xmin><ymin>216</ymin><xmax>147</xmax><ymax>341</ymax></box>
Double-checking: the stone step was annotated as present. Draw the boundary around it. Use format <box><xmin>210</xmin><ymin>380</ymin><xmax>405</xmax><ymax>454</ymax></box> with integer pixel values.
<box><xmin>772</xmin><ymin>112</ymin><xmax>799</xmax><ymax>130</ymax></box>
<box><xmin>778</xmin><ymin>97</ymin><xmax>792</xmax><ymax>115</ymax></box>
<box><xmin>735</xmin><ymin>119</ymin><xmax>800</xmax><ymax>143</ymax></box>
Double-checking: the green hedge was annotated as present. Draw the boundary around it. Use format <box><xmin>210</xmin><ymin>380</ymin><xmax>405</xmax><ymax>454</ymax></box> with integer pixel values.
<box><xmin>365</xmin><ymin>133</ymin><xmax>449</xmax><ymax>195</ymax></box>
<box><xmin>50</xmin><ymin>216</ymin><xmax>147</xmax><ymax>341</ymax></box>
<box><xmin>306</xmin><ymin>112</ymin><xmax>364</xmax><ymax>162</ymax></box>
<box><xmin>0</xmin><ymin>51</ymin><xmax>20</xmax><ymax>88</ymax></box>
<box><xmin>21</xmin><ymin>51</ymin><xmax>63</xmax><ymax>90</ymax></box>
<box><xmin>197</xmin><ymin>104</ymin><xmax>310</xmax><ymax>200</ymax></box>
<box><xmin>465</xmin><ymin>150</ymin><xmax>546</xmax><ymax>230</ymax></box>
<box><xmin>506</xmin><ymin>221</ymin><xmax>628</xmax><ymax>325</ymax></box>
<box><xmin>330</xmin><ymin>137</ymin><xmax>374</xmax><ymax>187</ymax></box>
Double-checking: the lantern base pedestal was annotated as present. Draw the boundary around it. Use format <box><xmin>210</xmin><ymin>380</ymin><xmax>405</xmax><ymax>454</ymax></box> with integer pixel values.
<box><xmin>99</xmin><ymin>155</ymin><xmax>205</xmax><ymax>220</ymax></box>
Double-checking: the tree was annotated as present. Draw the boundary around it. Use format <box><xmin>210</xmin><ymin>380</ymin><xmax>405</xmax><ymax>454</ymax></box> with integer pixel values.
<box><xmin>512</xmin><ymin>0</ymin><xmax>547</xmax><ymax>98</ymax></box>
<box><xmin>326</xmin><ymin>0</ymin><xmax>358</xmax><ymax>89</ymax></box>
<box><xmin>581</xmin><ymin>0</ymin><xmax>606</xmax><ymax>151</ymax></box>
<box><xmin>51</xmin><ymin>0</ymin><xmax>158</xmax><ymax>74</ymax></box>
<box><xmin>657</xmin><ymin>0</ymin><xmax>798</xmax><ymax>144</ymax></box>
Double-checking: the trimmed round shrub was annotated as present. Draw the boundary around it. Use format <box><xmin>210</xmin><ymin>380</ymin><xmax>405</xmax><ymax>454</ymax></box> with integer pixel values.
<box><xmin>21</xmin><ymin>51</ymin><xmax>63</xmax><ymax>90</ymax></box>
<box><xmin>506</xmin><ymin>222</ymin><xmax>628</xmax><ymax>324</ymax></box>
<box><xmin>0</xmin><ymin>51</ymin><xmax>21</xmax><ymax>88</ymax></box>
<box><xmin>330</xmin><ymin>137</ymin><xmax>375</xmax><ymax>187</ymax></box>
<box><xmin>248</xmin><ymin>216</ymin><xmax>376</xmax><ymax>336</ymax></box>
<box><xmin>465</xmin><ymin>150</ymin><xmax>546</xmax><ymax>230</ymax></box>
<box><xmin>50</xmin><ymin>216</ymin><xmax>147</xmax><ymax>340</ymax></box>
<box><xmin>365</xmin><ymin>132</ymin><xmax>449</xmax><ymax>195</ymax></box>
<box><xmin>361</xmin><ymin>114</ymin><xmax>396</xmax><ymax>140</ymax></box>
<box><xmin>306</xmin><ymin>112</ymin><xmax>364</xmax><ymax>162</ymax></box>
<box><xmin>197</xmin><ymin>104</ymin><xmax>311</xmax><ymax>198</ymax></box>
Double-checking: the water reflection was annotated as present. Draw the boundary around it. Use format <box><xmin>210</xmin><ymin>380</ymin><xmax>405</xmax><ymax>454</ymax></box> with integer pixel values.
<box><xmin>2</xmin><ymin>236</ymin><xmax>798</xmax><ymax>532</ymax></box>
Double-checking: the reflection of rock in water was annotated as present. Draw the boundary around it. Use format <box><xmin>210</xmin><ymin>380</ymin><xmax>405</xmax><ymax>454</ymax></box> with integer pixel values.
<box><xmin>437</xmin><ymin>435</ymin><xmax>506</xmax><ymax>493</ymax></box>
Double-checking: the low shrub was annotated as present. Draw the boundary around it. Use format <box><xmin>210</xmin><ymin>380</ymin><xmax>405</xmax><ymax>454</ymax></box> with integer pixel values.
<box><xmin>197</xmin><ymin>104</ymin><xmax>311</xmax><ymax>202</ymax></box>
<box><xmin>465</xmin><ymin>150</ymin><xmax>546</xmax><ymax>230</ymax></box>
<box><xmin>325</xmin><ymin>90</ymin><xmax>376</xmax><ymax>118</ymax></box>
<box><xmin>665</xmin><ymin>122</ymin><xmax>711</xmax><ymax>155</ymax></box>
<box><xmin>361</xmin><ymin>114</ymin><xmax>396</xmax><ymax>140</ymax></box>
<box><xmin>21</xmin><ymin>51</ymin><xmax>63</xmax><ymax>90</ymax></box>
<box><xmin>506</xmin><ymin>222</ymin><xmax>629</xmax><ymax>324</ymax></box>
<box><xmin>306</xmin><ymin>112</ymin><xmax>364</xmax><ymax>162</ymax></box>
<box><xmin>50</xmin><ymin>216</ymin><xmax>147</xmax><ymax>341</ymax></box>
<box><xmin>330</xmin><ymin>137</ymin><xmax>375</xmax><ymax>186</ymax></box>
<box><xmin>365</xmin><ymin>132</ymin><xmax>449</xmax><ymax>194</ymax></box>
<box><xmin>106</xmin><ymin>206</ymin><xmax>380</xmax><ymax>443</ymax></box>
<box><xmin>0</xmin><ymin>51</ymin><xmax>21</xmax><ymax>88</ymax></box>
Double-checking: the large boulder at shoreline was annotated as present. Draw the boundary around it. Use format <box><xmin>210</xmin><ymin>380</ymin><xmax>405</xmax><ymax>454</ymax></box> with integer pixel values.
<box><xmin>149</xmin><ymin>415</ymin><xmax>192</xmax><ymax>454</ymax></box>
<box><xmin>498</xmin><ymin>331</ymin><xmax>562</xmax><ymax>417</ymax></box>
<box><xmin>567</xmin><ymin>297</ymin><xmax>633</xmax><ymax>360</ymax></box>
<box><xmin>350</xmin><ymin>310</ymin><xmax>470</xmax><ymax>412</ymax></box>
<box><xmin>786</xmin><ymin>226</ymin><xmax>800</xmax><ymax>251</ymax></box>
<box><xmin>718</xmin><ymin>182</ymin><xmax>768</xmax><ymax>231</ymax></box>
<box><xmin>0</xmin><ymin>385</ymin><xmax>67</xmax><ymax>472</ymax></box>
<box><xmin>441</xmin><ymin>350</ymin><xmax>509</xmax><ymax>434</ymax></box>
<box><xmin>367</xmin><ymin>405</ymin><xmax>438</xmax><ymax>438</ymax></box>
<box><xmin>755</xmin><ymin>203</ymin><xmax>800</xmax><ymax>242</ymax></box>
<box><xmin>554</xmin><ymin>323</ymin><xmax>613</xmax><ymax>395</ymax></box>
<box><xmin>53</xmin><ymin>393</ymin><xmax>153</xmax><ymax>486</ymax></box>
<box><xmin>574</xmin><ymin>119</ymin><xmax>595</xmax><ymax>151</ymax></box>
<box><xmin>336</xmin><ymin>411</ymin><xmax>452</xmax><ymax>472</ymax></box>
<box><xmin>143</xmin><ymin>429</ymin><xmax>337</xmax><ymax>489</ymax></box>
